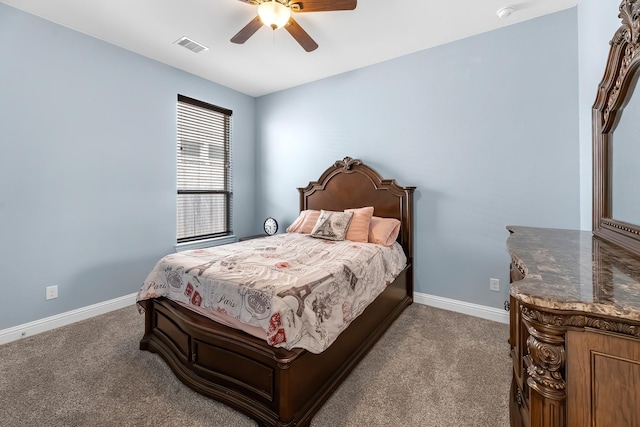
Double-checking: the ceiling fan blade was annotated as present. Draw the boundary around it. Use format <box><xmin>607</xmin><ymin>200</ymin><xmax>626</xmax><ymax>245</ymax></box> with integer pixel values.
<box><xmin>290</xmin><ymin>0</ymin><xmax>357</xmax><ymax>12</ymax></box>
<box><xmin>230</xmin><ymin>16</ymin><xmax>263</xmax><ymax>44</ymax></box>
<box><xmin>284</xmin><ymin>17</ymin><xmax>318</xmax><ymax>52</ymax></box>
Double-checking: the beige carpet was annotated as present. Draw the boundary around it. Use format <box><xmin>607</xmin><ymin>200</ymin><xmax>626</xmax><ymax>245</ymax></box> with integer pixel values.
<box><xmin>0</xmin><ymin>303</ymin><xmax>510</xmax><ymax>427</ymax></box>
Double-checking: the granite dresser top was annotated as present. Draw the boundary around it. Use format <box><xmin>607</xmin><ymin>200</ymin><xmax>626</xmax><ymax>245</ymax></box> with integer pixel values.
<box><xmin>507</xmin><ymin>226</ymin><xmax>640</xmax><ymax>322</ymax></box>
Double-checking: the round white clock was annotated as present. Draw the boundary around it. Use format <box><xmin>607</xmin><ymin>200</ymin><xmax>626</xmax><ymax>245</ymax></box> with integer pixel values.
<box><xmin>264</xmin><ymin>217</ymin><xmax>278</xmax><ymax>236</ymax></box>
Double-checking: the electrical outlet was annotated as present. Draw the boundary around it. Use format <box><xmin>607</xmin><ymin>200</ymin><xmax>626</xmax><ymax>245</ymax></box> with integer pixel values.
<box><xmin>489</xmin><ymin>278</ymin><xmax>500</xmax><ymax>292</ymax></box>
<box><xmin>46</xmin><ymin>285</ymin><xmax>58</xmax><ymax>300</ymax></box>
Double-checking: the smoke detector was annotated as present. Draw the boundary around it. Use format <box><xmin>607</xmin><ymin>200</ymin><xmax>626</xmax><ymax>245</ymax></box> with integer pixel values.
<box><xmin>497</xmin><ymin>6</ymin><xmax>514</xmax><ymax>18</ymax></box>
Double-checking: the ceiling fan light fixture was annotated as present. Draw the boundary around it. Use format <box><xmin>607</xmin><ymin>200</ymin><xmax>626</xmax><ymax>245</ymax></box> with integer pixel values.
<box><xmin>258</xmin><ymin>1</ymin><xmax>291</xmax><ymax>30</ymax></box>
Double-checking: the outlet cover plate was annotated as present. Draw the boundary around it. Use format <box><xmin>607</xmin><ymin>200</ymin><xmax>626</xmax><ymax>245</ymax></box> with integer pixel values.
<box><xmin>46</xmin><ymin>285</ymin><xmax>58</xmax><ymax>300</ymax></box>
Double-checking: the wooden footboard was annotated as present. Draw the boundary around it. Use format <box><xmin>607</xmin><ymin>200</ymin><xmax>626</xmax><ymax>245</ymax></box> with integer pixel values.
<box><xmin>140</xmin><ymin>264</ymin><xmax>412</xmax><ymax>427</ymax></box>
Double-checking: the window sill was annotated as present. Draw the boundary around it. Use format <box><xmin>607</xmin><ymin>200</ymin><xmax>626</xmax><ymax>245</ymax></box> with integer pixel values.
<box><xmin>174</xmin><ymin>235</ymin><xmax>237</xmax><ymax>252</ymax></box>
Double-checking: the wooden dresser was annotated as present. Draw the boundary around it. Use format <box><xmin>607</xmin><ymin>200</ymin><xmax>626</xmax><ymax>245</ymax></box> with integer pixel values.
<box><xmin>507</xmin><ymin>226</ymin><xmax>640</xmax><ymax>427</ymax></box>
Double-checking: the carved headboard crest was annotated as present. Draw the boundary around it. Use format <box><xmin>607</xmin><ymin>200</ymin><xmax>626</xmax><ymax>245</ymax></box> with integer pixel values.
<box><xmin>334</xmin><ymin>156</ymin><xmax>362</xmax><ymax>171</ymax></box>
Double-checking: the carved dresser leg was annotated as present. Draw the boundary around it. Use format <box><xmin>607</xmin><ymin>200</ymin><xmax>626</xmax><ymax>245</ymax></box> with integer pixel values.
<box><xmin>522</xmin><ymin>307</ymin><xmax>568</xmax><ymax>427</ymax></box>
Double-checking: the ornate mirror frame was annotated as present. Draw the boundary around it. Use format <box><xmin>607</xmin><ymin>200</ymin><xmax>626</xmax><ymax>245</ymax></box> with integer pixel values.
<box><xmin>593</xmin><ymin>0</ymin><xmax>640</xmax><ymax>257</ymax></box>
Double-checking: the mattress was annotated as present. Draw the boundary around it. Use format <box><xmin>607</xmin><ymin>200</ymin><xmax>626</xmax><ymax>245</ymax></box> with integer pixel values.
<box><xmin>137</xmin><ymin>233</ymin><xmax>407</xmax><ymax>353</ymax></box>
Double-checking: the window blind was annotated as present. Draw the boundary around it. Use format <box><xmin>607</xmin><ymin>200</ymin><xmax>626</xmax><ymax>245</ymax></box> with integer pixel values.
<box><xmin>177</xmin><ymin>95</ymin><xmax>232</xmax><ymax>243</ymax></box>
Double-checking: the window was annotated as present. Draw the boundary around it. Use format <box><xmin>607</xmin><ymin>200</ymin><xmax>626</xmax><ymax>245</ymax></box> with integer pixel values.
<box><xmin>176</xmin><ymin>95</ymin><xmax>232</xmax><ymax>243</ymax></box>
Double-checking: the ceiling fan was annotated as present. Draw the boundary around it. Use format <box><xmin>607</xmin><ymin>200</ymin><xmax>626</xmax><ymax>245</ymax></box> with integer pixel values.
<box><xmin>230</xmin><ymin>0</ymin><xmax>357</xmax><ymax>52</ymax></box>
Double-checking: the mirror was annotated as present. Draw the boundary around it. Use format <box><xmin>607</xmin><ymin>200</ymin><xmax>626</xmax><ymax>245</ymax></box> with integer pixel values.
<box><xmin>611</xmin><ymin>72</ymin><xmax>640</xmax><ymax>224</ymax></box>
<box><xmin>593</xmin><ymin>0</ymin><xmax>640</xmax><ymax>257</ymax></box>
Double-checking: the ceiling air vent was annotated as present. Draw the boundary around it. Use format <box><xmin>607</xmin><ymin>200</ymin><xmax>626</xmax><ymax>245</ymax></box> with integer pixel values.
<box><xmin>175</xmin><ymin>37</ymin><xmax>209</xmax><ymax>53</ymax></box>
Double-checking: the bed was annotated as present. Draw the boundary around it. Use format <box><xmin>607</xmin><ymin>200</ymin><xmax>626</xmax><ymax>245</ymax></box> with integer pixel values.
<box><xmin>138</xmin><ymin>157</ymin><xmax>415</xmax><ymax>427</ymax></box>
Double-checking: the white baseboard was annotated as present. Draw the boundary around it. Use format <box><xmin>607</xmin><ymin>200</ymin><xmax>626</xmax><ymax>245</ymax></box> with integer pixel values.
<box><xmin>0</xmin><ymin>292</ymin><xmax>138</xmax><ymax>345</ymax></box>
<box><xmin>414</xmin><ymin>292</ymin><xmax>509</xmax><ymax>324</ymax></box>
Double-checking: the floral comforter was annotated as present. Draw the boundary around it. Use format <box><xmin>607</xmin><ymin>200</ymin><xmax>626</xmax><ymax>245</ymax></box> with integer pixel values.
<box><xmin>136</xmin><ymin>233</ymin><xmax>407</xmax><ymax>353</ymax></box>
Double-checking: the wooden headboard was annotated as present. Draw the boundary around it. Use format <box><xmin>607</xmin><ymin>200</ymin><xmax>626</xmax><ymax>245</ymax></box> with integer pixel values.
<box><xmin>297</xmin><ymin>157</ymin><xmax>416</xmax><ymax>262</ymax></box>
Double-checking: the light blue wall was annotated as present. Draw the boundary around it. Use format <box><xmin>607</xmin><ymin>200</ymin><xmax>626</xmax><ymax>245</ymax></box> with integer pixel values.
<box><xmin>1</xmin><ymin>2</ymin><xmax>616</xmax><ymax>329</ymax></box>
<box><xmin>577</xmin><ymin>0</ymin><xmax>621</xmax><ymax>230</ymax></box>
<box><xmin>0</xmin><ymin>4</ymin><xmax>256</xmax><ymax>329</ymax></box>
<box><xmin>255</xmin><ymin>9</ymin><xmax>580</xmax><ymax>309</ymax></box>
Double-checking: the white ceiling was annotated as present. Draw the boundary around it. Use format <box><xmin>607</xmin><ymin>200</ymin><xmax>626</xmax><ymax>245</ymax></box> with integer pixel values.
<box><xmin>2</xmin><ymin>0</ymin><xmax>577</xmax><ymax>97</ymax></box>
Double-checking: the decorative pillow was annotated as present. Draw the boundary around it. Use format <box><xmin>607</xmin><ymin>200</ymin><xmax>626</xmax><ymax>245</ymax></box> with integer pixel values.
<box><xmin>310</xmin><ymin>210</ymin><xmax>354</xmax><ymax>241</ymax></box>
<box><xmin>344</xmin><ymin>206</ymin><xmax>374</xmax><ymax>243</ymax></box>
<box><xmin>368</xmin><ymin>216</ymin><xmax>401</xmax><ymax>246</ymax></box>
<box><xmin>286</xmin><ymin>210</ymin><xmax>321</xmax><ymax>234</ymax></box>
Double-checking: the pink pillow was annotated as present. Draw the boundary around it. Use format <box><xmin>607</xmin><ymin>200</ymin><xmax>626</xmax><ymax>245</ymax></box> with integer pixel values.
<box><xmin>344</xmin><ymin>207</ymin><xmax>374</xmax><ymax>243</ymax></box>
<box><xmin>368</xmin><ymin>216</ymin><xmax>401</xmax><ymax>246</ymax></box>
<box><xmin>286</xmin><ymin>210</ymin><xmax>321</xmax><ymax>234</ymax></box>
